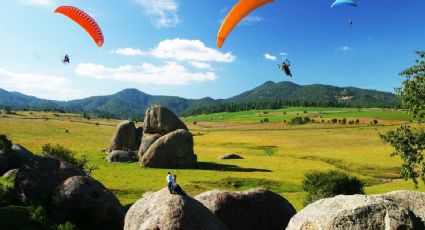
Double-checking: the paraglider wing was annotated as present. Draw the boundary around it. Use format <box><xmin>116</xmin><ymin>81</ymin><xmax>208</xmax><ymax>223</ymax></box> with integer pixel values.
<box><xmin>54</xmin><ymin>6</ymin><xmax>104</xmax><ymax>47</ymax></box>
<box><xmin>217</xmin><ymin>0</ymin><xmax>274</xmax><ymax>48</ymax></box>
<box><xmin>331</xmin><ymin>0</ymin><xmax>357</xmax><ymax>8</ymax></box>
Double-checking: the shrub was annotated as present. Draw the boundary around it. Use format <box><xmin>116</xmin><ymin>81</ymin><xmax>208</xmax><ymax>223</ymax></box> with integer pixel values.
<box><xmin>290</xmin><ymin>117</ymin><xmax>304</xmax><ymax>125</ymax></box>
<box><xmin>302</xmin><ymin>170</ymin><xmax>364</xmax><ymax>206</ymax></box>
<box><xmin>303</xmin><ymin>117</ymin><xmax>311</xmax><ymax>123</ymax></box>
<box><xmin>331</xmin><ymin>118</ymin><xmax>338</xmax><ymax>124</ymax></box>
<box><xmin>263</xmin><ymin>118</ymin><xmax>269</xmax><ymax>123</ymax></box>
<box><xmin>58</xmin><ymin>221</ymin><xmax>77</xmax><ymax>230</ymax></box>
<box><xmin>28</xmin><ymin>203</ymin><xmax>48</xmax><ymax>224</ymax></box>
<box><xmin>373</xmin><ymin>119</ymin><xmax>379</xmax><ymax>125</ymax></box>
<box><xmin>355</xmin><ymin>119</ymin><xmax>360</xmax><ymax>124</ymax></box>
<box><xmin>341</xmin><ymin>118</ymin><xmax>347</xmax><ymax>124</ymax></box>
<box><xmin>41</xmin><ymin>144</ymin><xmax>96</xmax><ymax>175</ymax></box>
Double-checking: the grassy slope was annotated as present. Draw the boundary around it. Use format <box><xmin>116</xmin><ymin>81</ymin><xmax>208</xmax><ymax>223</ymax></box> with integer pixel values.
<box><xmin>0</xmin><ymin>108</ymin><xmax>422</xmax><ymax>211</ymax></box>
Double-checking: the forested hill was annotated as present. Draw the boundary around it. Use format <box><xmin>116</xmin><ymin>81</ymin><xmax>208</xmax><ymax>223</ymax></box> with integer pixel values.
<box><xmin>0</xmin><ymin>81</ymin><xmax>400</xmax><ymax>118</ymax></box>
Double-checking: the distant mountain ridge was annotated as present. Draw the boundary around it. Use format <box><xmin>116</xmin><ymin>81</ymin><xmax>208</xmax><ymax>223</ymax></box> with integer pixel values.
<box><xmin>0</xmin><ymin>81</ymin><xmax>400</xmax><ymax>118</ymax></box>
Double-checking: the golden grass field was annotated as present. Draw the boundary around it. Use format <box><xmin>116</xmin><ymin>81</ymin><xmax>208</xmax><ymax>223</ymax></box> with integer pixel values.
<box><xmin>0</xmin><ymin>109</ymin><xmax>423</xmax><ymax>211</ymax></box>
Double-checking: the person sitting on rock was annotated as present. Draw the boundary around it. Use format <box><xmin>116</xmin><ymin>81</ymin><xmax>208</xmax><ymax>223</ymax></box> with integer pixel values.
<box><xmin>172</xmin><ymin>174</ymin><xmax>186</xmax><ymax>195</ymax></box>
<box><xmin>167</xmin><ymin>172</ymin><xmax>174</xmax><ymax>194</ymax></box>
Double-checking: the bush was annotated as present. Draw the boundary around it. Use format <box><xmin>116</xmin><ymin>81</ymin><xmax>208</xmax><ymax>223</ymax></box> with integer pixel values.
<box><xmin>341</xmin><ymin>118</ymin><xmax>347</xmax><ymax>124</ymax></box>
<box><xmin>303</xmin><ymin>117</ymin><xmax>311</xmax><ymax>123</ymax></box>
<box><xmin>41</xmin><ymin>144</ymin><xmax>96</xmax><ymax>175</ymax></box>
<box><xmin>290</xmin><ymin>117</ymin><xmax>304</xmax><ymax>125</ymax></box>
<box><xmin>302</xmin><ymin>170</ymin><xmax>364</xmax><ymax>206</ymax></box>
<box><xmin>58</xmin><ymin>221</ymin><xmax>77</xmax><ymax>230</ymax></box>
<box><xmin>373</xmin><ymin>119</ymin><xmax>379</xmax><ymax>125</ymax></box>
<box><xmin>331</xmin><ymin>118</ymin><xmax>338</xmax><ymax>124</ymax></box>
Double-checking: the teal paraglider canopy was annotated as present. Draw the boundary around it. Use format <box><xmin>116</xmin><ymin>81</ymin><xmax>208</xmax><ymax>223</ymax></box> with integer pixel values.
<box><xmin>331</xmin><ymin>0</ymin><xmax>357</xmax><ymax>8</ymax></box>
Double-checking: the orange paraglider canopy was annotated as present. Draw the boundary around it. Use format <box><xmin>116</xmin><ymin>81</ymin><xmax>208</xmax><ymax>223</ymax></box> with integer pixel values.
<box><xmin>217</xmin><ymin>0</ymin><xmax>274</xmax><ymax>48</ymax></box>
<box><xmin>54</xmin><ymin>6</ymin><xmax>104</xmax><ymax>47</ymax></box>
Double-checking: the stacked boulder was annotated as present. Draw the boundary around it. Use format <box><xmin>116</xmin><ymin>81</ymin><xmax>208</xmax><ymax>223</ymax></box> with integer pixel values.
<box><xmin>0</xmin><ymin>143</ymin><xmax>34</xmax><ymax>176</ymax></box>
<box><xmin>286</xmin><ymin>190</ymin><xmax>425</xmax><ymax>230</ymax></box>
<box><xmin>107</xmin><ymin>120</ymin><xmax>143</xmax><ymax>163</ymax></box>
<box><xmin>138</xmin><ymin>105</ymin><xmax>196</xmax><ymax>168</ymax></box>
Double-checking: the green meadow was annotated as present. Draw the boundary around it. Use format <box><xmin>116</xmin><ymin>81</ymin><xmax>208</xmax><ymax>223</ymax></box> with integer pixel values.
<box><xmin>0</xmin><ymin>107</ymin><xmax>422</xmax><ymax>211</ymax></box>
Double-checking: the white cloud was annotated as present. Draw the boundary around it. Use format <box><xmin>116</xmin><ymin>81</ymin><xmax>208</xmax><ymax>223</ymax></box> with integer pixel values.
<box><xmin>337</xmin><ymin>46</ymin><xmax>354</xmax><ymax>52</ymax></box>
<box><xmin>151</xmin><ymin>38</ymin><xmax>235</xmax><ymax>63</ymax></box>
<box><xmin>110</xmin><ymin>48</ymin><xmax>148</xmax><ymax>56</ymax></box>
<box><xmin>189</xmin><ymin>61</ymin><xmax>211</xmax><ymax>69</ymax></box>
<box><xmin>75</xmin><ymin>62</ymin><xmax>217</xmax><ymax>85</ymax></box>
<box><xmin>135</xmin><ymin>0</ymin><xmax>179</xmax><ymax>28</ymax></box>
<box><xmin>264</xmin><ymin>53</ymin><xmax>277</xmax><ymax>61</ymax></box>
<box><xmin>240</xmin><ymin>16</ymin><xmax>262</xmax><ymax>26</ymax></box>
<box><xmin>20</xmin><ymin>0</ymin><xmax>53</xmax><ymax>6</ymax></box>
<box><xmin>0</xmin><ymin>68</ymin><xmax>83</xmax><ymax>100</ymax></box>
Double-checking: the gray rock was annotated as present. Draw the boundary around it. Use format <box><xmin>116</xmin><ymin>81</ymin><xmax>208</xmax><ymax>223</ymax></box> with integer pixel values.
<box><xmin>2</xmin><ymin>168</ymin><xmax>19</xmax><ymax>179</ymax></box>
<box><xmin>14</xmin><ymin>155</ymin><xmax>84</xmax><ymax>204</ymax></box>
<box><xmin>143</xmin><ymin>105</ymin><xmax>187</xmax><ymax>135</ymax></box>
<box><xmin>195</xmin><ymin>188</ymin><xmax>296</xmax><ymax>230</ymax></box>
<box><xmin>286</xmin><ymin>193</ymin><xmax>422</xmax><ymax>230</ymax></box>
<box><xmin>219</xmin><ymin>153</ymin><xmax>244</xmax><ymax>160</ymax></box>
<box><xmin>139</xmin><ymin>129</ymin><xmax>196</xmax><ymax>168</ymax></box>
<box><xmin>380</xmin><ymin>190</ymin><xmax>425</xmax><ymax>227</ymax></box>
<box><xmin>137</xmin><ymin>133</ymin><xmax>162</xmax><ymax>159</ymax></box>
<box><xmin>51</xmin><ymin>176</ymin><xmax>125</xmax><ymax>230</ymax></box>
<box><xmin>108</xmin><ymin>121</ymin><xmax>139</xmax><ymax>153</ymax></box>
<box><xmin>107</xmin><ymin>150</ymin><xmax>137</xmax><ymax>163</ymax></box>
<box><xmin>124</xmin><ymin>188</ymin><xmax>228</xmax><ymax>230</ymax></box>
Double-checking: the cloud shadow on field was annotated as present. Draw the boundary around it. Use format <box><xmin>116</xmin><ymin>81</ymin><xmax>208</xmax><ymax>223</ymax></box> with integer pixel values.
<box><xmin>189</xmin><ymin>162</ymin><xmax>272</xmax><ymax>172</ymax></box>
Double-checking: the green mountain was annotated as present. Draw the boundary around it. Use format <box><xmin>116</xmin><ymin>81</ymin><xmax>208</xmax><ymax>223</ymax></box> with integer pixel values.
<box><xmin>227</xmin><ymin>81</ymin><xmax>399</xmax><ymax>107</ymax></box>
<box><xmin>0</xmin><ymin>81</ymin><xmax>400</xmax><ymax>118</ymax></box>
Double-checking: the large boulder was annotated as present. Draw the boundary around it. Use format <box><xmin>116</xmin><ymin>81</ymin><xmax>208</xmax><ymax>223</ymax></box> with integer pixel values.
<box><xmin>0</xmin><ymin>154</ymin><xmax>8</xmax><ymax>175</ymax></box>
<box><xmin>286</xmin><ymin>192</ymin><xmax>425</xmax><ymax>230</ymax></box>
<box><xmin>108</xmin><ymin>121</ymin><xmax>140</xmax><ymax>153</ymax></box>
<box><xmin>137</xmin><ymin>133</ymin><xmax>162</xmax><ymax>158</ymax></box>
<box><xmin>143</xmin><ymin>105</ymin><xmax>188</xmax><ymax>135</ymax></box>
<box><xmin>381</xmin><ymin>190</ymin><xmax>425</xmax><ymax>226</ymax></box>
<box><xmin>195</xmin><ymin>188</ymin><xmax>296</xmax><ymax>230</ymax></box>
<box><xmin>14</xmin><ymin>155</ymin><xmax>84</xmax><ymax>204</ymax></box>
<box><xmin>107</xmin><ymin>150</ymin><xmax>137</xmax><ymax>163</ymax></box>
<box><xmin>51</xmin><ymin>176</ymin><xmax>125</xmax><ymax>230</ymax></box>
<box><xmin>8</xmin><ymin>144</ymin><xmax>34</xmax><ymax>169</ymax></box>
<box><xmin>139</xmin><ymin>129</ymin><xmax>196</xmax><ymax>168</ymax></box>
<box><xmin>2</xmin><ymin>168</ymin><xmax>19</xmax><ymax>179</ymax></box>
<box><xmin>124</xmin><ymin>188</ymin><xmax>228</xmax><ymax>230</ymax></box>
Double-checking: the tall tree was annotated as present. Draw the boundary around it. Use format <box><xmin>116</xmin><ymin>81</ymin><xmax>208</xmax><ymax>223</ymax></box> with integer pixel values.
<box><xmin>380</xmin><ymin>51</ymin><xmax>425</xmax><ymax>187</ymax></box>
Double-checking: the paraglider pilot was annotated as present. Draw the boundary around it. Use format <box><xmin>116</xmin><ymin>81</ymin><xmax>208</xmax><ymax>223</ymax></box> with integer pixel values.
<box><xmin>63</xmin><ymin>54</ymin><xmax>70</xmax><ymax>64</ymax></box>
<box><xmin>279</xmin><ymin>59</ymin><xmax>292</xmax><ymax>77</ymax></box>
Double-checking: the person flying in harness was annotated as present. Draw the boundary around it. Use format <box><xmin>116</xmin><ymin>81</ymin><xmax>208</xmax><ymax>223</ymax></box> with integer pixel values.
<box><xmin>278</xmin><ymin>59</ymin><xmax>292</xmax><ymax>77</ymax></box>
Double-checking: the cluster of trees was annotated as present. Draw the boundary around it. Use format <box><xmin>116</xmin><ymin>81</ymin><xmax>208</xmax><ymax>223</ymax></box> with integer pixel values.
<box><xmin>183</xmin><ymin>99</ymin><xmax>393</xmax><ymax>117</ymax></box>
<box><xmin>380</xmin><ymin>51</ymin><xmax>425</xmax><ymax>188</ymax></box>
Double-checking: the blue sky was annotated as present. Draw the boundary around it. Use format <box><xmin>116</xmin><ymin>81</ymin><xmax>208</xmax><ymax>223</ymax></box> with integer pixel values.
<box><xmin>0</xmin><ymin>0</ymin><xmax>424</xmax><ymax>100</ymax></box>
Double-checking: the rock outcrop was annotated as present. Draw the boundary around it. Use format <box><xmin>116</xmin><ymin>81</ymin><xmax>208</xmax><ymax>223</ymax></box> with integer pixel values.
<box><xmin>0</xmin><ymin>144</ymin><xmax>34</xmax><ymax>175</ymax></box>
<box><xmin>138</xmin><ymin>105</ymin><xmax>196</xmax><ymax>168</ymax></box>
<box><xmin>143</xmin><ymin>105</ymin><xmax>187</xmax><ymax>135</ymax></box>
<box><xmin>107</xmin><ymin>150</ymin><xmax>137</xmax><ymax>163</ymax></box>
<box><xmin>51</xmin><ymin>176</ymin><xmax>125</xmax><ymax>229</ymax></box>
<box><xmin>124</xmin><ymin>188</ymin><xmax>228</xmax><ymax>230</ymax></box>
<box><xmin>286</xmin><ymin>191</ymin><xmax>425</xmax><ymax>230</ymax></box>
<box><xmin>14</xmin><ymin>155</ymin><xmax>85</xmax><ymax>204</ymax></box>
<box><xmin>2</xmin><ymin>168</ymin><xmax>19</xmax><ymax>179</ymax></box>
<box><xmin>219</xmin><ymin>153</ymin><xmax>244</xmax><ymax>160</ymax></box>
<box><xmin>195</xmin><ymin>188</ymin><xmax>296</xmax><ymax>230</ymax></box>
<box><xmin>108</xmin><ymin>121</ymin><xmax>141</xmax><ymax>153</ymax></box>
<box><xmin>140</xmin><ymin>129</ymin><xmax>196</xmax><ymax>168</ymax></box>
